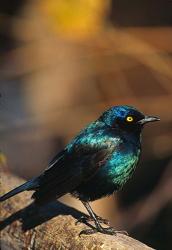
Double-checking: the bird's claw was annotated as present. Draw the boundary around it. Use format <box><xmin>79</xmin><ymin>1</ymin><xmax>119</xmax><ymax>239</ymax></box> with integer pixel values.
<box><xmin>79</xmin><ymin>226</ymin><xmax>117</xmax><ymax>236</ymax></box>
<box><xmin>76</xmin><ymin>215</ymin><xmax>110</xmax><ymax>226</ymax></box>
<box><xmin>79</xmin><ymin>228</ymin><xmax>97</xmax><ymax>236</ymax></box>
<box><xmin>96</xmin><ymin>216</ymin><xmax>110</xmax><ymax>225</ymax></box>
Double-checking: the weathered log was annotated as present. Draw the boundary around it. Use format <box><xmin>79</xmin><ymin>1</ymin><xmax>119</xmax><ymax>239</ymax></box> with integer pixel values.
<box><xmin>0</xmin><ymin>168</ymin><xmax>154</xmax><ymax>249</ymax></box>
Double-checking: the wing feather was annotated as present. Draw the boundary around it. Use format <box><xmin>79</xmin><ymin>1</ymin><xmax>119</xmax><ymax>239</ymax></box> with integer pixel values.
<box><xmin>33</xmin><ymin>134</ymin><xmax>116</xmax><ymax>203</ymax></box>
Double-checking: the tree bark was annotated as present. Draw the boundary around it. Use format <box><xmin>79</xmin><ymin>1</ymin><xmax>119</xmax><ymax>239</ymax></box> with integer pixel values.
<box><xmin>0</xmin><ymin>168</ymin><xmax>154</xmax><ymax>250</ymax></box>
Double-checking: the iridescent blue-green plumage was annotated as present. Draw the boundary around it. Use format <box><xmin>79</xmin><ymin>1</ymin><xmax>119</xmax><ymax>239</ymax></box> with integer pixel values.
<box><xmin>32</xmin><ymin>105</ymin><xmax>144</xmax><ymax>203</ymax></box>
<box><xmin>0</xmin><ymin>105</ymin><xmax>159</xmax><ymax>205</ymax></box>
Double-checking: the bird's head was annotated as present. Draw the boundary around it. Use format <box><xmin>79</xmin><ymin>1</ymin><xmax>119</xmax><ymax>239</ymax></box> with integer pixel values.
<box><xmin>99</xmin><ymin>105</ymin><xmax>160</xmax><ymax>133</ymax></box>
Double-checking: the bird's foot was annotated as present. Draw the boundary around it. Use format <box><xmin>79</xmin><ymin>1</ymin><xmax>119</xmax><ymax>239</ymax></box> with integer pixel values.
<box><xmin>79</xmin><ymin>226</ymin><xmax>116</xmax><ymax>236</ymax></box>
<box><xmin>76</xmin><ymin>215</ymin><xmax>110</xmax><ymax>226</ymax></box>
<box><xmin>79</xmin><ymin>225</ymin><xmax>128</xmax><ymax>236</ymax></box>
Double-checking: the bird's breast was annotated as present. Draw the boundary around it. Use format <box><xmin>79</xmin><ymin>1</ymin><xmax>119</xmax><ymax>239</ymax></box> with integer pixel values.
<box><xmin>72</xmin><ymin>139</ymin><xmax>141</xmax><ymax>202</ymax></box>
<box><xmin>105</xmin><ymin>142</ymin><xmax>141</xmax><ymax>187</ymax></box>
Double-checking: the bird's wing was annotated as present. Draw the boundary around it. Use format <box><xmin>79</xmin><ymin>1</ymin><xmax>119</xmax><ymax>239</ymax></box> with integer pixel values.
<box><xmin>32</xmin><ymin>136</ymin><xmax>116</xmax><ymax>203</ymax></box>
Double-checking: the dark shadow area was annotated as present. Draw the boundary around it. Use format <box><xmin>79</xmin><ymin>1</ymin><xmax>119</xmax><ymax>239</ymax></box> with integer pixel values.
<box><xmin>131</xmin><ymin>203</ymin><xmax>172</xmax><ymax>250</ymax></box>
<box><xmin>109</xmin><ymin>0</ymin><xmax>172</xmax><ymax>26</ymax></box>
<box><xmin>0</xmin><ymin>200</ymin><xmax>86</xmax><ymax>231</ymax></box>
<box><xmin>0</xmin><ymin>0</ymin><xmax>27</xmax><ymax>54</ymax></box>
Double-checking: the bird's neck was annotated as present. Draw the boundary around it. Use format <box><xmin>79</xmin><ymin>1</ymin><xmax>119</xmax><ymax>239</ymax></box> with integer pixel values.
<box><xmin>122</xmin><ymin>129</ymin><xmax>142</xmax><ymax>148</ymax></box>
<box><xmin>88</xmin><ymin>121</ymin><xmax>142</xmax><ymax>147</ymax></box>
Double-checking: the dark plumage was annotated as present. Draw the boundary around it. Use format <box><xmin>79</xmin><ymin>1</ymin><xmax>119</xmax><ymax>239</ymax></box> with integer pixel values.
<box><xmin>0</xmin><ymin>105</ymin><xmax>160</xmax><ymax>235</ymax></box>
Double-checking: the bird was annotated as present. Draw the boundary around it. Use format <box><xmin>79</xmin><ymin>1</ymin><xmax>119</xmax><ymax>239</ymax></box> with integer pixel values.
<box><xmin>0</xmin><ymin>105</ymin><xmax>160</xmax><ymax>235</ymax></box>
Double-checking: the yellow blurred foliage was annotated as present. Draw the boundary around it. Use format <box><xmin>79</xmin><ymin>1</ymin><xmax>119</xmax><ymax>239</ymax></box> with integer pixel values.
<box><xmin>0</xmin><ymin>151</ymin><xmax>7</xmax><ymax>166</ymax></box>
<box><xmin>39</xmin><ymin>0</ymin><xmax>110</xmax><ymax>39</ymax></box>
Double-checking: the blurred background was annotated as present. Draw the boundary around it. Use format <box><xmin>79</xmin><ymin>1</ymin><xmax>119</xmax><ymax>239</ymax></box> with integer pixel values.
<box><xmin>0</xmin><ymin>0</ymin><xmax>172</xmax><ymax>249</ymax></box>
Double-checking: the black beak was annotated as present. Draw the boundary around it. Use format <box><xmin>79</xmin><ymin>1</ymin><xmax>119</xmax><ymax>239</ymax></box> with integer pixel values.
<box><xmin>138</xmin><ymin>116</ymin><xmax>160</xmax><ymax>125</ymax></box>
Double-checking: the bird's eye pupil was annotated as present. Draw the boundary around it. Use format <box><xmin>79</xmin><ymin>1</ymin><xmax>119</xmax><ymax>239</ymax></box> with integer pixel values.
<box><xmin>126</xmin><ymin>116</ymin><xmax>133</xmax><ymax>122</ymax></box>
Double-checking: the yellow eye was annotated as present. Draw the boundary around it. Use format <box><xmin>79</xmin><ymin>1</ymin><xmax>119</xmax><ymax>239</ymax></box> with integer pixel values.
<box><xmin>126</xmin><ymin>116</ymin><xmax>133</xmax><ymax>122</ymax></box>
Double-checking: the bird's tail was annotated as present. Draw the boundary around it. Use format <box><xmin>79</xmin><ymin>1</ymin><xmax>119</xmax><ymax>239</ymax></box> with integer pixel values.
<box><xmin>0</xmin><ymin>177</ymin><xmax>39</xmax><ymax>202</ymax></box>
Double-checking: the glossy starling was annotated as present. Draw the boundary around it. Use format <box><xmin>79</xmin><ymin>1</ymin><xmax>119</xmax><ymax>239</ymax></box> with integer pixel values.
<box><xmin>0</xmin><ymin>105</ymin><xmax>160</xmax><ymax>235</ymax></box>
